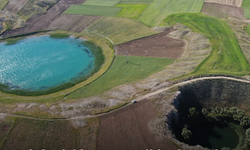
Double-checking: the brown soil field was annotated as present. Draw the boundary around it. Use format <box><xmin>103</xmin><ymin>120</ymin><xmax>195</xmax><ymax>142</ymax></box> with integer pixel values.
<box><xmin>202</xmin><ymin>2</ymin><xmax>244</xmax><ymax>19</ymax></box>
<box><xmin>1</xmin><ymin>0</ymin><xmax>86</xmax><ymax>38</ymax></box>
<box><xmin>1</xmin><ymin>117</ymin><xmax>99</xmax><ymax>150</ymax></box>
<box><xmin>115</xmin><ymin>29</ymin><xmax>186</xmax><ymax>59</ymax></box>
<box><xmin>49</xmin><ymin>14</ymin><xmax>101</xmax><ymax>33</ymax></box>
<box><xmin>204</xmin><ymin>0</ymin><xmax>242</xmax><ymax>7</ymax></box>
<box><xmin>97</xmin><ymin>99</ymin><xmax>178</xmax><ymax>150</ymax></box>
<box><xmin>3</xmin><ymin>0</ymin><xmax>29</xmax><ymax>14</ymax></box>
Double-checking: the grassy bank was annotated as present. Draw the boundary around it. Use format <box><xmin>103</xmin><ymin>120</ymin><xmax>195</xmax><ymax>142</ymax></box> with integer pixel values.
<box><xmin>68</xmin><ymin>56</ymin><xmax>175</xmax><ymax>99</ymax></box>
<box><xmin>162</xmin><ymin>13</ymin><xmax>250</xmax><ymax>77</ymax></box>
<box><xmin>49</xmin><ymin>33</ymin><xmax>70</xmax><ymax>38</ymax></box>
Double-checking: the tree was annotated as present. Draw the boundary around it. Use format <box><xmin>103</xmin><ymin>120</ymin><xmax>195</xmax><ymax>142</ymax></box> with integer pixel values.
<box><xmin>189</xmin><ymin>107</ymin><xmax>199</xmax><ymax>118</ymax></box>
<box><xmin>181</xmin><ymin>125</ymin><xmax>192</xmax><ymax>140</ymax></box>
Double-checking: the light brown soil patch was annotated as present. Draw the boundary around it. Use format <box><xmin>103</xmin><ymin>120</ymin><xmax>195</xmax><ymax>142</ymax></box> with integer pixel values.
<box><xmin>204</xmin><ymin>0</ymin><xmax>243</xmax><ymax>7</ymax></box>
<box><xmin>202</xmin><ymin>2</ymin><xmax>244</xmax><ymax>19</ymax></box>
<box><xmin>48</xmin><ymin>14</ymin><xmax>101</xmax><ymax>32</ymax></box>
<box><xmin>3</xmin><ymin>0</ymin><xmax>29</xmax><ymax>14</ymax></box>
<box><xmin>97</xmin><ymin>99</ymin><xmax>178</xmax><ymax>150</ymax></box>
<box><xmin>115</xmin><ymin>29</ymin><xmax>186</xmax><ymax>59</ymax></box>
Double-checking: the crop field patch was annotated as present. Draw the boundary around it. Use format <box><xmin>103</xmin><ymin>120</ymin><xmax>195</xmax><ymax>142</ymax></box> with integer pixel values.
<box><xmin>97</xmin><ymin>99</ymin><xmax>178</xmax><ymax>150</ymax></box>
<box><xmin>202</xmin><ymin>2</ymin><xmax>244</xmax><ymax>19</ymax></box>
<box><xmin>1</xmin><ymin>118</ymin><xmax>79</xmax><ymax>149</ymax></box>
<box><xmin>1</xmin><ymin>0</ymin><xmax>87</xmax><ymax>38</ymax></box>
<box><xmin>115</xmin><ymin>3</ymin><xmax>149</xmax><ymax>19</ymax></box>
<box><xmin>242</xmin><ymin>0</ymin><xmax>250</xmax><ymax>18</ymax></box>
<box><xmin>115</xmin><ymin>29</ymin><xmax>186</xmax><ymax>58</ymax></box>
<box><xmin>83</xmin><ymin>0</ymin><xmax>120</xmax><ymax>6</ymax></box>
<box><xmin>205</xmin><ymin>0</ymin><xmax>243</xmax><ymax>7</ymax></box>
<box><xmin>0</xmin><ymin>118</ymin><xmax>99</xmax><ymax>150</ymax></box>
<box><xmin>64</xmin><ymin>5</ymin><xmax>121</xmax><ymax>17</ymax></box>
<box><xmin>137</xmin><ymin>0</ymin><xmax>204</xmax><ymax>26</ymax></box>
<box><xmin>48</xmin><ymin>14</ymin><xmax>101</xmax><ymax>32</ymax></box>
<box><xmin>121</xmin><ymin>0</ymin><xmax>153</xmax><ymax>2</ymax></box>
<box><xmin>163</xmin><ymin>13</ymin><xmax>250</xmax><ymax>76</ymax></box>
<box><xmin>0</xmin><ymin>0</ymin><xmax>9</xmax><ymax>10</ymax></box>
<box><xmin>70</xmin><ymin>15</ymin><xmax>102</xmax><ymax>32</ymax></box>
<box><xmin>3</xmin><ymin>0</ymin><xmax>29</xmax><ymax>14</ymax></box>
<box><xmin>68</xmin><ymin>56</ymin><xmax>175</xmax><ymax>99</ymax></box>
<box><xmin>86</xmin><ymin>17</ymin><xmax>156</xmax><ymax>44</ymax></box>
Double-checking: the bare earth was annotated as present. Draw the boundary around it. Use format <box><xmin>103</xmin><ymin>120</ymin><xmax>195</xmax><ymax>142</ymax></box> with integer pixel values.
<box><xmin>1</xmin><ymin>0</ymin><xmax>87</xmax><ymax>38</ymax></box>
<box><xmin>97</xmin><ymin>99</ymin><xmax>178</xmax><ymax>150</ymax></box>
<box><xmin>204</xmin><ymin>0</ymin><xmax>243</xmax><ymax>7</ymax></box>
<box><xmin>48</xmin><ymin>14</ymin><xmax>102</xmax><ymax>33</ymax></box>
<box><xmin>202</xmin><ymin>2</ymin><xmax>244</xmax><ymax>19</ymax></box>
<box><xmin>3</xmin><ymin>0</ymin><xmax>30</xmax><ymax>14</ymax></box>
<box><xmin>115</xmin><ymin>28</ymin><xmax>186</xmax><ymax>59</ymax></box>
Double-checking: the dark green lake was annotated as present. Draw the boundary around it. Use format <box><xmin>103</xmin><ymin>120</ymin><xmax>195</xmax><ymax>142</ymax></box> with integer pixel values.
<box><xmin>189</xmin><ymin>124</ymin><xmax>239</xmax><ymax>149</ymax></box>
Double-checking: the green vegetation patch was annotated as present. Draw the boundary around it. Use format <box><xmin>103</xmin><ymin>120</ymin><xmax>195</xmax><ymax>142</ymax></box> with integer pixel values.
<box><xmin>86</xmin><ymin>17</ymin><xmax>157</xmax><ymax>44</ymax></box>
<box><xmin>0</xmin><ymin>0</ymin><xmax>9</xmax><ymax>9</ymax></box>
<box><xmin>121</xmin><ymin>0</ymin><xmax>153</xmax><ymax>2</ymax></box>
<box><xmin>64</xmin><ymin>5</ymin><xmax>121</xmax><ymax>17</ymax></box>
<box><xmin>50</xmin><ymin>33</ymin><xmax>70</xmax><ymax>38</ymax></box>
<box><xmin>115</xmin><ymin>3</ymin><xmax>149</xmax><ymax>19</ymax></box>
<box><xmin>245</xmin><ymin>24</ymin><xmax>250</xmax><ymax>36</ymax></box>
<box><xmin>163</xmin><ymin>13</ymin><xmax>250</xmax><ymax>76</ymax></box>
<box><xmin>68</xmin><ymin>56</ymin><xmax>175</xmax><ymax>99</ymax></box>
<box><xmin>137</xmin><ymin>0</ymin><xmax>204</xmax><ymax>26</ymax></box>
<box><xmin>242</xmin><ymin>0</ymin><xmax>250</xmax><ymax>19</ymax></box>
<box><xmin>83</xmin><ymin>0</ymin><xmax>120</xmax><ymax>6</ymax></box>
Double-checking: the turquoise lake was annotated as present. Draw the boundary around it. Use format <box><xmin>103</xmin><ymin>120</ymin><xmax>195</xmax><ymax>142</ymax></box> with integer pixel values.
<box><xmin>0</xmin><ymin>36</ymin><xmax>94</xmax><ymax>90</ymax></box>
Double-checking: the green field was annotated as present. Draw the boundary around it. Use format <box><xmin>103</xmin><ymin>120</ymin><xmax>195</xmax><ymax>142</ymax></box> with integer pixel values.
<box><xmin>68</xmin><ymin>56</ymin><xmax>175</xmax><ymax>99</ymax></box>
<box><xmin>137</xmin><ymin>0</ymin><xmax>204</xmax><ymax>26</ymax></box>
<box><xmin>0</xmin><ymin>0</ymin><xmax>9</xmax><ymax>9</ymax></box>
<box><xmin>83</xmin><ymin>0</ymin><xmax>120</xmax><ymax>6</ymax></box>
<box><xmin>121</xmin><ymin>0</ymin><xmax>153</xmax><ymax>2</ymax></box>
<box><xmin>86</xmin><ymin>17</ymin><xmax>157</xmax><ymax>44</ymax></box>
<box><xmin>163</xmin><ymin>13</ymin><xmax>250</xmax><ymax>76</ymax></box>
<box><xmin>116</xmin><ymin>3</ymin><xmax>149</xmax><ymax>19</ymax></box>
<box><xmin>64</xmin><ymin>5</ymin><xmax>121</xmax><ymax>17</ymax></box>
<box><xmin>242</xmin><ymin>0</ymin><xmax>250</xmax><ymax>19</ymax></box>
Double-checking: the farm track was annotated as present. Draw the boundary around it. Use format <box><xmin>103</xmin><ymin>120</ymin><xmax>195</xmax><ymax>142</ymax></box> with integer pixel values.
<box><xmin>1</xmin><ymin>76</ymin><xmax>250</xmax><ymax>121</ymax></box>
<box><xmin>1</xmin><ymin>0</ymin><xmax>86</xmax><ymax>38</ymax></box>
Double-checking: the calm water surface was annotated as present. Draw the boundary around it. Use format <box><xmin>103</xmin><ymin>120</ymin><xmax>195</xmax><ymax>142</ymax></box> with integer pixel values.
<box><xmin>0</xmin><ymin>36</ymin><xmax>94</xmax><ymax>90</ymax></box>
<box><xmin>190</xmin><ymin>124</ymin><xmax>239</xmax><ymax>149</ymax></box>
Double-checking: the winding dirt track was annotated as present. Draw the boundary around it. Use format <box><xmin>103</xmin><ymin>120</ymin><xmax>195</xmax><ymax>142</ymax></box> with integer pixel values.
<box><xmin>1</xmin><ymin>76</ymin><xmax>250</xmax><ymax>121</ymax></box>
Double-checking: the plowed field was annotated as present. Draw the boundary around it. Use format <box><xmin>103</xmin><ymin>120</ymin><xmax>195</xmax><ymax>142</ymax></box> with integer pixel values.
<box><xmin>97</xmin><ymin>99</ymin><xmax>178</xmax><ymax>150</ymax></box>
<box><xmin>1</xmin><ymin>0</ymin><xmax>86</xmax><ymax>38</ymax></box>
<box><xmin>115</xmin><ymin>29</ymin><xmax>186</xmax><ymax>58</ymax></box>
<box><xmin>3</xmin><ymin>0</ymin><xmax>29</xmax><ymax>13</ymax></box>
<box><xmin>205</xmin><ymin>0</ymin><xmax>242</xmax><ymax>7</ymax></box>
<box><xmin>49</xmin><ymin>14</ymin><xmax>101</xmax><ymax>32</ymax></box>
<box><xmin>202</xmin><ymin>2</ymin><xmax>244</xmax><ymax>18</ymax></box>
